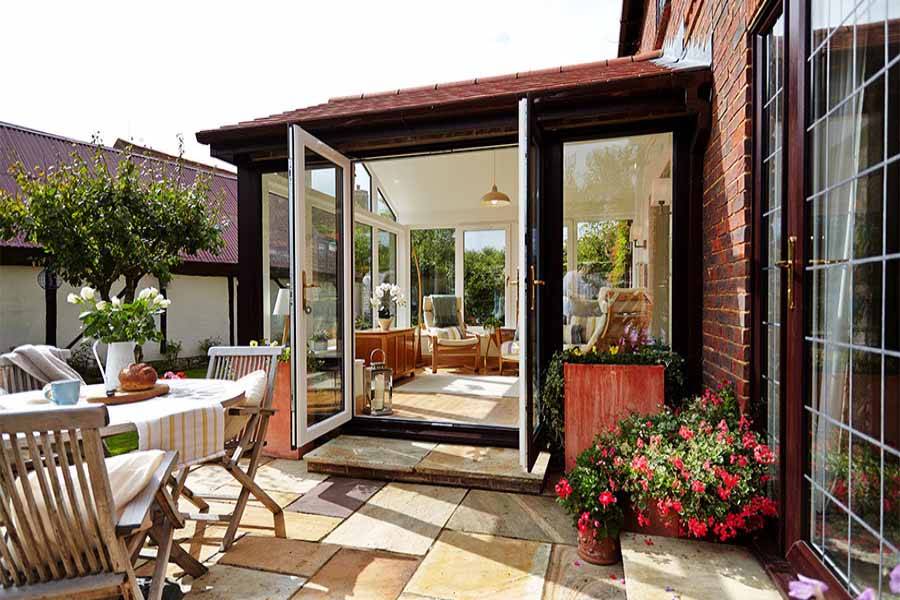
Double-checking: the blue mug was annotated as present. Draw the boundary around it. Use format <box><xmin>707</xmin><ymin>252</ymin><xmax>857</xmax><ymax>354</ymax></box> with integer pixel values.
<box><xmin>42</xmin><ymin>379</ymin><xmax>81</xmax><ymax>405</ymax></box>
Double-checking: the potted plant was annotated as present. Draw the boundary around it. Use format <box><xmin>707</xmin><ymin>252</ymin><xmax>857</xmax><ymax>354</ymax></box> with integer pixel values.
<box><xmin>311</xmin><ymin>330</ymin><xmax>329</xmax><ymax>352</ymax></box>
<box><xmin>370</xmin><ymin>283</ymin><xmax>408</xmax><ymax>331</ymax></box>
<box><xmin>555</xmin><ymin>439</ymin><xmax>625</xmax><ymax>564</ymax></box>
<box><xmin>548</xmin><ymin>324</ymin><xmax>685</xmax><ymax>469</ymax></box>
<box><xmin>68</xmin><ymin>286</ymin><xmax>170</xmax><ymax>394</ymax></box>
<box><xmin>481</xmin><ymin>314</ymin><xmax>503</xmax><ymax>336</ymax></box>
<box><xmin>613</xmin><ymin>382</ymin><xmax>779</xmax><ymax>540</ymax></box>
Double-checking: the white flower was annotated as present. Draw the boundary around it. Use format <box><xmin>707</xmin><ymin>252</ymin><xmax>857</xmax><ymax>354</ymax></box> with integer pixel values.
<box><xmin>111</xmin><ymin>296</ymin><xmax>122</xmax><ymax>307</ymax></box>
<box><xmin>369</xmin><ymin>297</ymin><xmax>381</xmax><ymax>309</ymax></box>
<box><xmin>249</xmin><ymin>340</ymin><xmax>258</xmax><ymax>347</ymax></box>
<box><xmin>80</xmin><ymin>286</ymin><xmax>95</xmax><ymax>301</ymax></box>
<box><xmin>95</xmin><ymin>300</ymin><xmax>108</xmax><ymax>311</ymax></box>
<box><xmin>157</xmin><ymin>298</ymin><xmax>172</xmax><ymax>309</ymax></box>
<box><xmin>138</xmin><ymin>288</ymin><xmax>153</xmax><ymax>300</ymax></box>
<box><xmin>66</xmin><ymin>292</ymin><xmax>80</xmax><ymax>304</ymax></box>
<box><xmin>270</xmin><ymin>341</ymin><xmax>279</xmax><ymax>347</ymax></box>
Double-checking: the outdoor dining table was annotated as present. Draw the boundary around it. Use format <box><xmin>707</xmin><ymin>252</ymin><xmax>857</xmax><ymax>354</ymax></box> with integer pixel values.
<box><xmin>0</xmin><ymin>378</ymin><xmax>245</xmax><ymax>437</ymax></box>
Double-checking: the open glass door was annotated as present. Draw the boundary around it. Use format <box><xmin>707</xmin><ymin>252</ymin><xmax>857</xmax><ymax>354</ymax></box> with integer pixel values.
<box><xmin>518</xmin><ymin>96</ymin><xmax>542</xmax><ymax>470</ymax></box>
<box><xmin>289</xmin><ymin>125</ymin><xmax>354</xmax><ymax>445</ymax></box>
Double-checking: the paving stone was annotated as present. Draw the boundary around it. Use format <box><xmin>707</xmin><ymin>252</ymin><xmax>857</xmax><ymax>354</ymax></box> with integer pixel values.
<box><xmin>211</xmin><ymin>486</ymin><xmax>301</xmax><ymax>508</ymax></box>
<box><xmin>324</xmin><ymin>482</ymin><xmax>466</xmax><ymax>555</ymax></box>
<box><xmin>415</xmin><ymin>444</ymin><xmax>548</xmax><ymax>484</ymax></box>
<box><xmin>446</xmin><ymin>489</ymin><xmax>574</xmax><ymax>544</ymax></box>
<box><xmin>400</xmin><ymin>530</ymin><xmax>551</xmax><ymax>600</ymax></box>
<box><xmin>202</xmin><ymin>502</ymin><xmax>342</xmax><ymax>542</ymax></box>
<box><xmin>305</xmin><ymin>436</ymin><xmax>436</xmax><ymax>473</ymax></box>
<box><xmin>251</xmin><ymin>459</ymin><xmax>329</xmax><ymax>494</ymax></box>
<box><xmin>218</xmin><ymin>535</ymin><xmax>339</xmax><ymax>577</ymax></box>
<box><xmin>542</xmin><ymin>544</ymin><xmax>626</xmax><ymax>600</ymax></box>
<box><xmin>293</xmin><ymin>548</ymin><xmax>420</xmax><ymax>599</ymax></box>
<box><xmin>286</xmin><ymin>477</ymin><xmax>385</xmax><ymax>518</ymax></box>
<box><xmin>184</xmin><ymin>465</ymin><xmax>235</xmax><ymax>494</ymax></box>
<box><xmin>620</xmin><ymin>533</ymin><xmax>782</xmax><ymax>600</ymax></box>
<box><xmin>182</xmin><ymin>564</ymin><xmax>305</xmax><ymax>599</ymax></box>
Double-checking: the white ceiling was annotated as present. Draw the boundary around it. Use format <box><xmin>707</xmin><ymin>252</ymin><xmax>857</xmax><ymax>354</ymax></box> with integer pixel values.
<box><xmin>365</xmin><ymin>147</ymin><xmax>519</xmax><ymax>226</ymax></box>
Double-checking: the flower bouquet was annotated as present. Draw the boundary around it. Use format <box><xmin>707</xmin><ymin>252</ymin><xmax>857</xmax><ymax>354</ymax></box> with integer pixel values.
<box><xmin>369</xmin><ymin>283</ymin><xmax>407</xmax><ymax>331</ymax></box>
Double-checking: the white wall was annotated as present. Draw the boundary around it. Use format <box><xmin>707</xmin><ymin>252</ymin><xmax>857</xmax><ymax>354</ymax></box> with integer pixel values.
<box><xmin>0</xmin><ymin>266</ymin><xmax>233</xmax><ymax>360</ymax></box>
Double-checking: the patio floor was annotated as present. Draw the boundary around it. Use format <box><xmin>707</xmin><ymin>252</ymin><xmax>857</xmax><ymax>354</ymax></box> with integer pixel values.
<box><xmin>150</xmin><ymin>455</ymin><xmax>782</xmax><ymax>599</ymax></box>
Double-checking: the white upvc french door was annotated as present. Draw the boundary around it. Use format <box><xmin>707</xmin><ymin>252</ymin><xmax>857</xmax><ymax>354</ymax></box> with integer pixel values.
<box><xmin>289</xmin><ymin>125</ymin><xmax>354</xmax><ymax>445</ymax></box>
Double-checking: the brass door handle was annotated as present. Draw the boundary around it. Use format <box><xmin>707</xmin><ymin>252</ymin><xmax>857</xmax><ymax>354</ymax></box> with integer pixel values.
<box><xmin>529</xmin><ymin>265</ymin><xmax>545</xmax><ymax>311</ymax></box>
<box><xmin>775</xmin><ymin>235</ymin><xmax>797</xmax><ymax>310</ymax></box>
<box><xmin>301</xmin><ymin>271</ymin><xmax>319</xmax><ymax>315</ymax></box>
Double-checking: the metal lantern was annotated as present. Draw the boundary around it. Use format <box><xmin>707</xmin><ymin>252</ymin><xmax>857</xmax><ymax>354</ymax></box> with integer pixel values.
<box><xmin>367</xmin><ymin>348</ymin><xmax>393</xmax><ymax>416</ymax></box>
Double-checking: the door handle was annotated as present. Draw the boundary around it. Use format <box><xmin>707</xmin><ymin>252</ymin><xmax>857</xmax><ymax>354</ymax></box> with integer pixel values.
<box><xmin>775</xmin><ymin>235</ymin><xmax>796</xmax><ymax>310</ymax></box>
<box><xmin>529</xmin><ymin>265</ymin><xmax>544</xmax><ymax>311</ymax></box>
<box><xmin>301</xmin><ymin>271</ymin><xmax>319</xmax><ymax>315</ymax></box>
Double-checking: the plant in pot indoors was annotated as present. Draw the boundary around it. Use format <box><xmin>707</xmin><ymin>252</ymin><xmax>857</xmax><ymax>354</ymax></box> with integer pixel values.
<box><xmin>555</xmin><ymin>439</ymin><xmax>625</xmax><ymax>564</ymax></box>
<box><xmin>370</xmin><ymin>283</ymin><xmax>407</xmax><ymax>331</ymax></box>
<box><xmin>68</xmin><ymin>286</ymin><xmax>170</xmax><ymax>394</ymax></box>
<box><xmin>481</xmin><ymin>314</ymin><xmax>503</xmax><ymax>337</ymax></box>
<box><xmin>311</xmin><ymin>330</ymin><xmax>330</xmax><ymax>352</ymax></box>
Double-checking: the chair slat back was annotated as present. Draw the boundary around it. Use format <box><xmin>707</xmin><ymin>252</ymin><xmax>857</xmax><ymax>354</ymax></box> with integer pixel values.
<box><xmin>0</xmin><ymin>405</ymin><xmax>127</xmax><ymax>589</ymax></box>
<box><xmin>205</xmin><ymin>346</ymin><xmax>281</xmax><ymax>410</ymax></box>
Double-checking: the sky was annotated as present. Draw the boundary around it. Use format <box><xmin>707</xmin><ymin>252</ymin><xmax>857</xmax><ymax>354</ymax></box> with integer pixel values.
<box><xmin>3</xmin><ymin>1</ymin><xmax>621</xmax><ymax>169</ymax></box>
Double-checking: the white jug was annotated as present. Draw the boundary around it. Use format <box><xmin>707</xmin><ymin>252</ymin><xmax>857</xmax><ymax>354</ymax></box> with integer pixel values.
<box><xmin>92</xmin><ymin>340</ymin><xmax>135</xmax><ymax>394</ymax></box>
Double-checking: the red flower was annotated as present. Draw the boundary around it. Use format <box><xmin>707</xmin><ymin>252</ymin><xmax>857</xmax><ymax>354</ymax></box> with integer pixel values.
<box><xmin>754</xmin><ymin>444</ymin><xmax>775</xmax><ymax>465</ymax></box>
<box><xmin>598</xmin><ymin>491</ymin><xmax>616</xmax><ymax>506</ymax></box>
<box><xmin>671</xmin><ymin>457</ymin><xmax>684</xmax><ymax>471</ymax></box>
<box><xmin>691</xmin><ymin>480</ymin><xmax>705</xmax><ymax>493</ymax></box>
<box><xmin>678</xmin><ymin>425</ymin><xmax>695</xmax><ymax>440</ymax></box>
<box><xmin>555</xmin><ymin>478</ymin><xmax>573</xmax><ymax>500</ymax></box>
<box><xmin>742</xmin><ymin>431</ymin><xmax>758</xmax><ymax>449</ymax></box>
<box><xmin>687</xmin><ymin>517</ymin><xmax>708</xmax><ymax>538</ymax></box>
<box><xmin>717</xmin><ymin>486</ymin><xmax>731</xmax><ymax>500</ymax></box>
<box><xmin>636</xmin><ymin>510</ymin><xmax>649</xmax><ymax>527</ymax></box>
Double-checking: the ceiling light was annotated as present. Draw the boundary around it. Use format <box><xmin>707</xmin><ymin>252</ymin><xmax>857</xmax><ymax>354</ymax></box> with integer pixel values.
<box><xmin>481</xmin><ymin>150</ymin><xmax>510</xmax><ymax>207</ymax></box>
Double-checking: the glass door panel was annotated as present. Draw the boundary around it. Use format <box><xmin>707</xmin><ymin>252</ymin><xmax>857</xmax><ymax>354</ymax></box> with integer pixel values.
<box><xmin>463</xmin><ymin>229</ymin><xmax>507</xmax><ymax>326</ymax></box>
<box><xmin>290</xmin><ymin>125</ymin><xmax>353</xmax><ymax>445</ymax></box>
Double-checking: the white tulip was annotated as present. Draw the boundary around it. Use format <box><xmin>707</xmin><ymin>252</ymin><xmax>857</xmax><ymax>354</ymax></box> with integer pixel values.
<box><xmin>138</xmin><ymin>288</ymin><xmax>152</xmax><ymax>300</ymax></box>
<box><xmin>80</xmin><ymin>287</ymin><xmax>95</xmax><ymax>301</ymax></box>
<box><xmin>159</xmin><ymin>299</ymin><xmax>172</xmax><ymax>308</ymax></box>
<box><xmin>111</xmin><ymin>296</ymin><xmax>122</xmax><ymax>307</ymax></box>
<box><xmin>66</xmin><ymin>292</ymin><xmax>79</xmax><ymax>304</ymax></box>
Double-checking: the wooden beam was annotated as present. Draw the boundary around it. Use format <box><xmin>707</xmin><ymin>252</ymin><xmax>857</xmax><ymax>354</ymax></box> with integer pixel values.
<box><xmin>237</xmin><ymin>167</ymin><xmax>264</xmax><ymax>344</ymax></box>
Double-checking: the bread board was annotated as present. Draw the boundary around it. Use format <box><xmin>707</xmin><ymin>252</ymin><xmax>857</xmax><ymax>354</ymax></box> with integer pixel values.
<box><xmin>86</xmin><ymin>383</ymin><xmax>169</xmax><ymax>405</ymax></box>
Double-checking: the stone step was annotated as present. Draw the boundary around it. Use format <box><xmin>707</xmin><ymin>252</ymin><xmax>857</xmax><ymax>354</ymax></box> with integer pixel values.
<box><xmin>619</xmin><ymin>532</ymin><xmax>782</xmax><ymax>600</ymax></box>
<box><xmin>304</xmin><ymin>435</ymin><xmax>549</xmax><ymax>494</ymax></box>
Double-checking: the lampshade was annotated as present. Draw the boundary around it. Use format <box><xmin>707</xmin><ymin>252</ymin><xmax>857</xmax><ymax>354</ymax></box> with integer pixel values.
<box><xmin>273</xmin><ymin>288</ymin><xmax>291</xmax><ymax>316</ymax></box>
<box><xmin>480</xmin><ymin>184</ymin><xmax>510</xmax><ymax>207</ymax></box>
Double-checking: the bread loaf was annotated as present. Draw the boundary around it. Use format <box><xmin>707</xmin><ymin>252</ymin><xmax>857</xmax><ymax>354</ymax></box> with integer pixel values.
<box><xmin>118</xmin><ymin>363</ymin><xmax>158</xmax><ymax>391</ymax></box>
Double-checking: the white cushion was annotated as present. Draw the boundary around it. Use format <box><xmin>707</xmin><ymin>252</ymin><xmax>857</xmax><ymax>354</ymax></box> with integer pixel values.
<box><xmin>500</xmin><ymin>340</ymin><xmax>520</xmax><ymax>358</ymax></box>
<box><xmin>236</xmin><ymin>369</ymin><xmax>268</xmax><ymax>408</ymax></box>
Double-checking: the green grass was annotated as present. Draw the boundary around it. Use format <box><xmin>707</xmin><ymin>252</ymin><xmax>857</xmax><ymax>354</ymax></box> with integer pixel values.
<box><xmin>181</xmin><ymin>367</ymin><xmax>207</xmax><ymax>378</ymax></box>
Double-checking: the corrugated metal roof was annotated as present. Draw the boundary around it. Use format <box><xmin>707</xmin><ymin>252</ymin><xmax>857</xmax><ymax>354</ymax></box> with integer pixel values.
<box><xmin>0</xmin><ymin>122</ymin><xmax>238</xmax><ymax>266</ymax></box>
<box><xmin>198</xmin><ymin>51</ymin><xmax>670</xmax><ymax>139</ymax></box>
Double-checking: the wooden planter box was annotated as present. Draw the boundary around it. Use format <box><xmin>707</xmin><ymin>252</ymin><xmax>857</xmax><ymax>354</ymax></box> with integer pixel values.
<box><xmin>263</xmin><ymin>361</ymin><xmax>299</xmax><ymax>459</ymax></box>
<box><xmin>564</xmin><ymin>363</ymin><xmax>664</xmax><ymax>471</ymax></box>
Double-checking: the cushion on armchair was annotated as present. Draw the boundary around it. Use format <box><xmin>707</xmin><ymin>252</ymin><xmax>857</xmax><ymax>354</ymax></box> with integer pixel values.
<box><xmin>430</xmin><ymin>295</ymin><xmax>460</xmax><ymax>327</ymax></box>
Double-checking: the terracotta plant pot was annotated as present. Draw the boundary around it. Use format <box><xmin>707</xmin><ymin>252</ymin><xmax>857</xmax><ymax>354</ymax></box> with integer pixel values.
<box><xmin>564</xmin><ymin>363</ymin><xmax>664</xmax><ymax>470</ymax></box>
<box><xmin>577</xmin><ymin>529</ymin><xmax>621</xmax><ymax>565</ymax></box>
<box><xmin>623</xmin><ymin>500</ymin><xmax>684</xmax><ymax>538</ymax></box>
<box><xmin>262</xmin><ymin>361</ymin><xmax>300</xmax><ymax>459</ymax></box>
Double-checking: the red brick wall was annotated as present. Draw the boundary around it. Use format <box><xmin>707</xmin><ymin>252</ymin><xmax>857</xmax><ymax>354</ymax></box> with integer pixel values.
<box><xmin>630</xmin><ymin>0</ymin><xmax>768</xmax><ymax>401</ymax></box>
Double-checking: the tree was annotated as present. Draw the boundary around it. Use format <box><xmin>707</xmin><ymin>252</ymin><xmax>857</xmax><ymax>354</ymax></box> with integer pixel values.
<box><xmin>0</xmin><ymin>142</ymin><xmax>225</xmax><ymax>302</ymax></box>
<box><xmin>463</xmin><ymin>247</ymin><xmax>505</xmax><ymax>325</ymax></box>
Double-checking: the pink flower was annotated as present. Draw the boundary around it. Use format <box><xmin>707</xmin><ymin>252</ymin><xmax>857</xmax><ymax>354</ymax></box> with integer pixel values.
<box><xmin>555</xmin><ymin>478</ymin><xmax>572</xmax><ymax>500</ymax></box>
<box><xmin>598</xmin><ymin>491</ymin><xmax>616</xmax><ymax>507</ymax></box>
<box><xmin>856</xmin><ymin>588</ymin><xmax>876</xmax><ymax>600</ymax></box>
<box><xmin>678</xmin><ymin>425</ymin><xmax>694</xmax><ymax>440</ymax></box>
<box><xmin>788</xmin><ymin>574</ymin><xmax>828</xmax><ymax>599</ymax></box>
<box><xmin>891</xmin><ymin>563</ymin><xmax>900</xmax><ymax>594</ymax></box>
<box><xmin>691</xmin><ymin>480</ymin><xmax>705</xmax><ymax>493</ymax></box>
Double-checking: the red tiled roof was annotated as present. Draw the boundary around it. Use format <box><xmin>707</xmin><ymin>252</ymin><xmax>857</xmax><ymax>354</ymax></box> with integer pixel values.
<box><xmin>0</xmin><ymin>122</ymin><xmax>238</xmax><ymax>266</ymax></box>
<box><xmin>199</xmin><ymin>51</ymin><xmax>669</xmax><ymax>138</ymax></box>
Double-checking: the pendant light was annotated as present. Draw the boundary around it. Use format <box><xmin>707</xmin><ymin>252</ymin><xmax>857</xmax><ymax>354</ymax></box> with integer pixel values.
<box><xmin>480</xmin><ymin>150</ymin><xmax>510</xmax><ymax>207</ymax></box>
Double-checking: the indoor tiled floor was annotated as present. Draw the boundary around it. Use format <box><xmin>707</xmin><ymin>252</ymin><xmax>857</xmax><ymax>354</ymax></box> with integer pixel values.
<box><xmin>152</xmin><ymin>455</ymin><xmax>779</xmax><ymax>599</ymax></box>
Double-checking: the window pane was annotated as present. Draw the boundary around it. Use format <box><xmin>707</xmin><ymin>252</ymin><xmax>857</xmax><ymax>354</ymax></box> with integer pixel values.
<box><xmin>354</xmin><ymin>223</ymin><xmax>373</xmax><ymax>330</ymax></box>
<box><xmin>354</xmin><ymin>163</ymin><xmax>371</xmax><ymax>211</ymax></box>
<box><xmin>562</xmin><ymin>133</ymin><xmax>673</xmax><ymax>345</ymax></box>
<box><xmin>463</xmin><ymin>229</ymin><xmax>506</xmax><ymax>326</ymax></box>
<box><xmin>410</xmin><ymin>229</ymin><xmax>456</xmax><ymax>326</ymax></box>
<box><xmin>377</xmin><ymin>189</ymin><xmax>396</xmax><ymax>221</ymax></box>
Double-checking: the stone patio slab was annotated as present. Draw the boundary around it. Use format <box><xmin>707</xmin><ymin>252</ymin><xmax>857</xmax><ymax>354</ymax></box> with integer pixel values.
<box><xmin>218</xmin><ymin>536</ymin><xmax>339</xmax><ymax>577</ymax></box>
<box><xmin>293</xmin><ymin>548</ymin><xmax>420</xmax><ymax>599</ymax></box>
<box><xmin>250</xmin><ymin>459</ymin><xmax>329</xmax><ymax>494</ymax></box>
<box><xmin>212</xmin><ymin>486</ymin><xmax>301</xmax><ymax>508</ymax></box>
<box><xmin>446</xmin><ymin>489</ymin><xmax>574</xmax><ymax>544</ymax></box>
<box><xmin>323</xmin><ymin>482</ymin><xmax>466</xmax><ymax>555</ymax></box>
<box><xmin>181</xmin><ymin>564</ymin><xmax>305</xmax><ymax>599</ymax></box>
<box><xmin>400</xmin><ymin>530</ymin><xmax>551</xmax><ymax>600</ymax></box>
<box><xmin>415</xmin><ymin>444</ymin><xmax>548</xmax><ymax>485</ymax></box>
<box><xmin>286</xmin><ymin>477</ymin><xmax>385</xmax><ymax>518</ymax></box>
<box><xmin>620</xmin><ymin>533</ymin><xmax>782</xmax><ymax>600</ymax></box>
<box><xmin>542</xmin><ymin>544</ymin><xmax>626</xmax><ymax>600</ymax></box>
<box><xmin>305</xmin><ymin>436</ymin><xmax>436</xmax><ymax>473</ymax></box>
<box><xmin>204</xmin><ymin>502</ymin><xmax>342</xmax><ymax>541</ymax></box>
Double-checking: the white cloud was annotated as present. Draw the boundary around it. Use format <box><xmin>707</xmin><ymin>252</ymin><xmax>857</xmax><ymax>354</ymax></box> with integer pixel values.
<box><xmin>2</xmin><ymin>0</ymin><xmax>621</xmax><ymax>168</ymax></box>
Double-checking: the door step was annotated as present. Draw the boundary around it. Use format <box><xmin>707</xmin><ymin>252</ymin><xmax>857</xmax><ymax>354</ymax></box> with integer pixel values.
<box><xmin>304</xmin><ymin>435</ymin><xmax>549</xmax><ymax>494</ymax></box>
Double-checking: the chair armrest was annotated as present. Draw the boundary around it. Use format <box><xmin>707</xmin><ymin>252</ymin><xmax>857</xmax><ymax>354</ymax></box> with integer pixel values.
<box><xmin>116</xmin><ymin>450</ymin><xmax>180</xmax><ymax>536</ymax></box>
<box><xmin>228</xmin><ymin>406</ymin><xmax>276</xmax><ymax>417</ymax></box>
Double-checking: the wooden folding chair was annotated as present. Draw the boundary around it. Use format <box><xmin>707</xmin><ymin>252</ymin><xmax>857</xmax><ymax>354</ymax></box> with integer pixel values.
<box><xmin>0</xmin><ymin>348</ymin><xmax>71</xmax><ymax>394</ymax></box>
<box><xmin>0</xmin><ymin>405</ymin><xmax>193</xmax><ymax>600</ymax></box>
<box><xmin>179</xmin><ymin>346</ymin><xmax>285</xmax><ymax>552</ymax></box>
